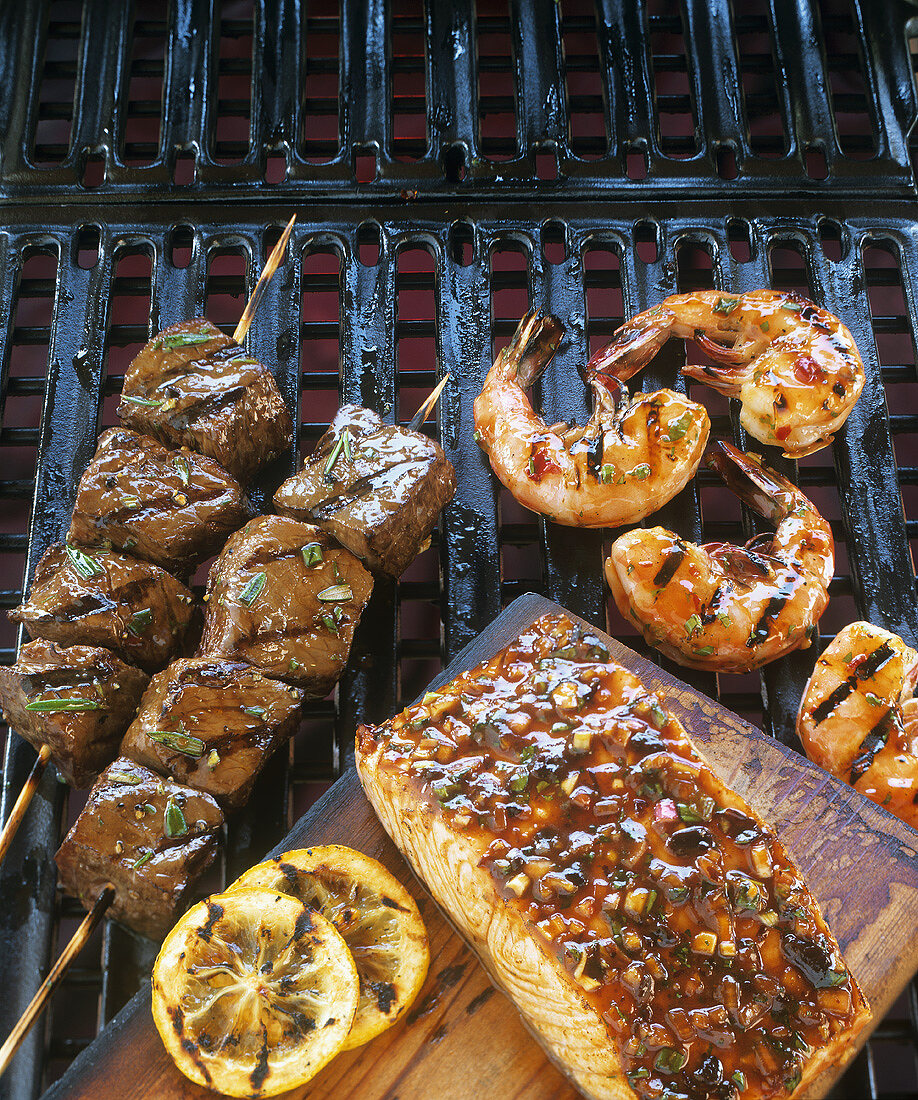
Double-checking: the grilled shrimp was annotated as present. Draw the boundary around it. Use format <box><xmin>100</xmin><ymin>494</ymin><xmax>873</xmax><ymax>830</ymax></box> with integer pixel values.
<box><xmin>598</xmin><ymin>289</ymin><xmax>865</xmax><ymax>457</ymax></box>
<box><xmin>472</xmin><ymin>310</ymin><xmax>710</xmax><ymax>527</ymax></box>
<box><xmin>604</xmin><ymin>441</ymin><xmax>834</xmax><ymax>673</ymax></box>
<box><xmin>797</xmin><ymin>621</ymin><xmax>918</xmax><ymax>830</ymax></box>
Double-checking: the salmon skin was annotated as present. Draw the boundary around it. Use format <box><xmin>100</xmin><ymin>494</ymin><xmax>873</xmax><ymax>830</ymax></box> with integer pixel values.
<box><xmin>356</xmin><ymin>613</ymin><xmax>870</xmax><ymax>1100</ymax></box>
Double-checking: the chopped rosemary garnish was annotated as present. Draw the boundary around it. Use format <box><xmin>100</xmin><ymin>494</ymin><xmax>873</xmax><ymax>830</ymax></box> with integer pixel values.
<box><xmin>164</xmin><ymin>797</ymin><xmax>188</xmax><ymax>838</ymax></box>
<box><xmin>238</xmin><ymin>571</ymin><xmax>267</xmax><ymax>607</ymax></box>
<box><xmin>317</xmin><ymin>584</ymin><xmax>353</xmax><ymax>602</ymax></box>
<box><xmin>65</xmin><ymin>543</ymin><xmax>103</xmax><ymax>579</ymax></box>
<box><xmin>341</xmin><ymin>427</ymin><xmax>353</xmax><ymax>462</ymax></box>
<box><xmin>148</xmin><ymin>730</ymin><xmax>206</xmax><ymax>757</ymax></box>
<box><xmin>131</xmin><ymin>850</ymin><xmax>154</xmax><ymax>870</ymax></box>
<box><xmin>173</xmin><ymin>456</ymin><xmax>190</xmax><ymax>485</ymax></box>
<box><xmin>121</xmin><ymin>394</ymin><xmax>163</xmax><ymax>407</ymax></box>
<box><xmin>108</xmin><ymin>770</ymin><xmax>142</xmax><ymax>785</ymax></box>
<box><xmin>323</xmin><ymin>434</ymin><xmax>346</xmax><ymax>480</ymax></box>
<box><xmin>301</xmin><ymin>542</ymin><xmax>323</xmax><ymax>567</ymax></box>
<box><xmin>128</xmin><ymin>608</ymin><xmax>153</xmax><ymax>636</ymax></box>
<box><xmin>161</xmin><ymin>331</ymin><xmax>214</xmax><ymax>349</ymax></box>
<box><xmin>243</xmin><ymin>706</ymin><xmax>266</xmax><ymax>718</ymax></box>
<box><xmin>24</xmin><ymin>696</ymin><xmax>102</xmax><ymax>712</ymax></box>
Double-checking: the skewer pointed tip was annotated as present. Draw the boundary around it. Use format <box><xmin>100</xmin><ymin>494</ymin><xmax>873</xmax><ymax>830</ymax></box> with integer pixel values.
<box><xmin>232</xmin><ymin>214</ymin><xmax>297</xmax><ymax>345</ymax></box>
<box><xmin>408</xmin><ymin>373</ymin><xmax>451</xmax><ymax>431</ymax></box>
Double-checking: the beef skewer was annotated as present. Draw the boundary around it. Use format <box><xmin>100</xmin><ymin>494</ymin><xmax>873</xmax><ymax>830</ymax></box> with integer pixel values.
<box><xmin>0</xmin><ymin>217</ymin><xmax>296</xmax><ymax>872</ymax></box>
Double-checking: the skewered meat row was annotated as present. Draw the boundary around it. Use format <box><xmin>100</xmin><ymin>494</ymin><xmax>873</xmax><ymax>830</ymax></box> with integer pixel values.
<box><xmin>10</xmin><ymin>544</ymin><xmax>198</xmax><ymax>673</ymax></box>
<box><xmin>55</xmin><ymin>759</ymin><xmax>224</xmax><ymax>940</ymax></box>
<box><xmin>118</xmin><ymin>318</ymin><xmax>293</xmax><ymax>484</ymax></box>
<box><xmin>121</xmin><ymin>657</ymin><xmax>305</xmax><ymax>813</ymax></box>
<box><xmin>0</xmin><ymin>641</ymin><xmax>149</xmax><ymax>788</ymax></box>
<box><xmin>275</xmin><ymin>404</ymin><xmax>456</xmax><ymax>578</ymax></box>
<box><xmin>199</xmin><ymin>515</ymin><xmax>374</xmax><ymax>692</ymax></box>
<box><xmin>69</xmin><ymin>428</ymin><xmax>254</xmax><ymax>577</ymax></box>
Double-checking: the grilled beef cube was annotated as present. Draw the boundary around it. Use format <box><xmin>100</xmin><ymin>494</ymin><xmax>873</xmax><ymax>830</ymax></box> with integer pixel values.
<box><xmin>68</xmin><ymin>428</ymin><xmax>254</xmax><ymax>576</ymax></box>
<box><xmin>274</xmin><ymin>404</ymin><xmax>456</xmax><ymax>577</ymax></box>
<box><xmin>199</xmin><ymin>516</ymin><xmax>373</xmax><ymax>692</ymax></box>
<box><xmin>9</xmin><ymin>544</ymin><xmax>198</xmax><ymax>673</ymax></box>
<box><xmin>121</xmin><ymin>657</ymin><xmax>304</xmax><ymax>812</ymax></box>
<box><xmin>117</xmin><ymin>318</ymin><xmax>293</xmax><ymax>484</ymax></box>
<box><xmin>0</xmin><ymin>641</ymin><xmax>149</xmax><ymax>788</ymax></box>
<box><xmin>55</xmin><ymin>758</ymin><xmax>223</xmax><ymax>940</ymax></box>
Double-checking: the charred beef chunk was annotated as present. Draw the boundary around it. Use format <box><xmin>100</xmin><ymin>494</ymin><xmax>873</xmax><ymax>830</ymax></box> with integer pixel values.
<box><xmin>0</xmin><ymin>640</ymin><xmax>149</xmax><ymax>787</ymax></box>
<box><xmin>9</xmin><ymin>544</ymin><xmax>198</xmax><ymax>673</ymax></box>
<box><xmin>121</xmin><ymin>657</ymin><xmax>304</xmax><ymax>812</ymax></box>
<box><xmin>68</xmin><ymin>428</ymin><xmax>254</xmax><ymax>576</ymax></box>
<box><xmin>55</xmin><ymin>758</ymin><xmax>223</xmax><ymax>940</ymax></box>
<box><xmin>117</xmin><ymin>318</ymin><xmax>293</xmax><ymax>484</ymax></box>
<box><xmin>274</xmin><ymin>405</ymin><xmax>456</xmax><ymax>577</ymax></box>
<box><xmin>199</xmin><ymin>516</ymin><xmax>373</xmax><ymax>693</ymax></box>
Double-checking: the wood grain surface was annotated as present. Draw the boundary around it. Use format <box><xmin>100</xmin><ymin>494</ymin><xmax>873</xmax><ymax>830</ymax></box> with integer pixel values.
<box><xmin>42</xmin><ymin>593</ymin><xmax>918</xmax><ymax>1100</ymax></box>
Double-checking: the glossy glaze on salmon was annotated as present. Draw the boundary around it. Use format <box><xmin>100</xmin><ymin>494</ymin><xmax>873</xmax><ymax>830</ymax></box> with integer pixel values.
<box><xmin>356</xmin><ymin>614</ymin><xmax>870</xmax><ymax>1100</ymax></box>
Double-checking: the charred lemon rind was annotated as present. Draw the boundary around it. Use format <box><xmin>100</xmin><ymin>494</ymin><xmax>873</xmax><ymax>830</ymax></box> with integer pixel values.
<box><xmin>230</xmin><ymin>844</ymin><xmax>429</xmax><ymax>1050</ymax></box>
<box><xmin>152</xmin><ymin>887</ymin><xmax>359</xmax><ymax>1098</ymax></box>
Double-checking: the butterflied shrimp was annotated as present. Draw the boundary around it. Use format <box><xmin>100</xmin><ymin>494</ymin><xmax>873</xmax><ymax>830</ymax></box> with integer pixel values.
<box><xmin>604</xmin><ymin>441</ymin><xmax>833</xmax><ymax>672</ymax></box>
<box><xmin>797</xmin><ymin>621</ymin><xmax>918</xmax><ymax>830</ymax></box>
<box><xmin>472</xmin><ymin>310</ymin><xmax>710</xmax><ymax>527</ymax></box>
<box><xmin>598</xmin><ymin>289</ymin><xmax>865</xmax><ymax>458</ymax></box>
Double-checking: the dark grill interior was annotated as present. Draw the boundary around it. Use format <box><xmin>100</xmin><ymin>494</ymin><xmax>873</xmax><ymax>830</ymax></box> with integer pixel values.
<box><xmin>1</xmin><ymin>1</ymin><xmax>918</xmax><ymax>1097</ymax></box>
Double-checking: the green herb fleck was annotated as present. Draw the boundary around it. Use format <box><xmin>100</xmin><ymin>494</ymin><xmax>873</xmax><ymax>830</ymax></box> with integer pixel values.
<box><xmin>732</xmin><ymin>1071</ymin><xmax>747</xmax><ymax>1090</ymax></box>
<box><xmin>712</xmin><ymin>296</ymin><xmax>738</xmax><ymax>315</ymax></box>
<box><xmin>128</xmin><ymin>608</ymin><xmax>153</xmax><ymax>636</ymax></box>
<box><xmin>243</xmin><ymin>706</ymin><xmax>266</xmax><ymax>718</ymax></box>
<box><xmin>121</xmin><ymin>394</ymin><xmax>163</xmax><ymax>407</ymax></box>
<box><xmin>324</xmin><ymin>434</ymin><xmax>346</xmax><ymax>480</ymax></box>
<box><xmin>654</xmin><ymin>1047</ymin><xmax>688</xmax><ymax>1074</ymax></box>
<box><xmin>289</xmin><ymin>657</ymin><xmax>300</xmax><ymax>671</ymax></box>
<box><xmin>173</xmin><ymin>456</ymin><xmax>191</xmax><ymax>485</ymax></box>
<box><xmin>148</xmin><ymin>730</ymin><xmax>206</xmax><ymax>757</ymax></box>
<box><xmin>164</xmin><ymin>797</ymin><xmax>188</xmax><ymax>838</ymax></box>
<box><xmin>131</xmin><ymin>850</ymin><xmax>154</xmax><ymax>870</ymax></box>
<box><xmin>599</xmin><ymin>463</ymin><xmax>616</xmax><ymax>483</ymax></box>
<box><xmin>629</xmin><ymin>463</ymin><xmax>651</xmax><ymax>480</ymax></box>
<box><xmin>864</xmin><ymin>691</ymin><xmax>884</xmax><ymax>707</ymax></box>
<box><xmin>25</xmin><ymin>696</ymin><xmax>102</xmax><ymax>712</ymax></box>
<box><xmin>684</xmin><ymin>613</ymin><xmax>702</xmax><ymax>637</ymax></box>
<box><xmin>301</xmin><ymin>542</ymin><xmax>323</xmax><ymax>567</ymax></box>
<box><xmin>108</xmin><ymin>770</ymin><xmax>142</xmax><ymax>785</ymax></box>
<box><xmin>317</xmin><ymin>584</ymin><xmax>353</xmax><ymax>602</ymax></box>
<box><xmin>65</xmin><ymin>543</ymin><xmax>103</xmax><ymax>579</ymax></box>
<box><xmin>695</xmin><ymin>645</ymin><xmax>714</xmax><ymax>656</ymax></box>
<box><xmin>663</xmin><ymin>410</ymin><xmax>693</xmax><ymax>442</ymax></box>
<box><xmin>760</xmin><ymin>320</ymin><xmax>769</xmax><ymax>333</ymax></box>
<box><xmin>239</xmin><ymin>571</ymin><xmax>267</xmax><ymax>607</ymax></box>
<box><xmin>161</xmin><ymin>331</ymin><xmax>214</xmax><ymax>349</ymax></box>
<box><xmin>508</xmin><ymin>770</ymin><xmax>529</xmax><ymax>793</ymax></box>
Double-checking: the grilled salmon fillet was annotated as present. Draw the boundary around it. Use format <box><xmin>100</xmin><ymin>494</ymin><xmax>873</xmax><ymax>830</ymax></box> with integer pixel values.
<box><xmin>356</xmin><ymin>613</ymin><xmax>870</xmax><ymax>1100</ymax></box>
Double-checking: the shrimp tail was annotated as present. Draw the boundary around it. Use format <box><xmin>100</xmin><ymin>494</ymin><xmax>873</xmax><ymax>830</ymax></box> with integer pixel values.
<box><xmin>708</xmin><ymin>441</ymin><xmax>802</xmax><ymax>525</ymax></box>
<box><xmin>504</xmin><ymin>310</ymin><xmax>564</xmax><ymax>389</ymax></box>
<box><xmin>584</xmin><ymin>306</ymin><xmax>675</xmax><ymax>384</ymax></box>
<box><xmin>681</xmin><ymin>358</ymin><xmax>752</xmax><ymax>395</ymax></box>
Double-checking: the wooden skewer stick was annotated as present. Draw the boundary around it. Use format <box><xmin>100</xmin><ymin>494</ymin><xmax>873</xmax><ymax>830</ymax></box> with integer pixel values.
<box><xmin>233</xmin><ymin>213</ymin><xmax>296</xmax><ymax>345</ymax></box>
<box><xmin>0</xmin><ymin>885</ymin><xmax>114</xmax><ymax>1078</ymax></box>
<box><xmin>408</xmin><ymin>373</ymin><xmax>451</xmax><ymax>432</ymax></box>
<box><xmin>0</xmin><ymin>744</ymin><xmax>51</xmax><ymax>868</ymax></box>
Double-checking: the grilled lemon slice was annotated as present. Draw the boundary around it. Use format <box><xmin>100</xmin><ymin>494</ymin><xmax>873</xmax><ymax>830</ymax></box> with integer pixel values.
<box><xmin>231</xmin><ymin>845</ymin><xmax>429</xmax><ymax>1049</ymax></box>
<box><xmin>152</xmin><ymin>887</ymin><xmax>358</xmax><ymax>1097</ymax></box>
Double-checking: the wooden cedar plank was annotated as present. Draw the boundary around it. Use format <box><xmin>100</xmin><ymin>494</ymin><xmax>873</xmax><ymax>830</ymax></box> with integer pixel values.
<box><xmin>42</xmin><ymin>592</ymin><xmax>918</xmax><ymax>1100</ymax></box>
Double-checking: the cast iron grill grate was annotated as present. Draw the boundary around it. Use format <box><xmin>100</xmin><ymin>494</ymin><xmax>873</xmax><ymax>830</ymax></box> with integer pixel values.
<box><xmin>1</xmin><ymin>1</ymin><xmax>918</xmax><ymax>1098</ymax></box>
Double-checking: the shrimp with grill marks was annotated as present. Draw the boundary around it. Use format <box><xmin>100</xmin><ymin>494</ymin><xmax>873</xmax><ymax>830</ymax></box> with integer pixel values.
<box><xmin>798</xmin><ymin>621</ymin><xmax>918</xmax><ymax>830</ymax></box>
<box><xmin>598</xmin><ymin>289</ymin><xmax>865</xmax><ymax>458</ymax></box>
<box><xmin>472</xmin><ymin>310</ymin><xmax>710</xmax><ymax>528</ymax></box>
<box><xmin>604</xmin><ymin>441</ymin><xmax>834</xmax><ymax>673</ymax></box>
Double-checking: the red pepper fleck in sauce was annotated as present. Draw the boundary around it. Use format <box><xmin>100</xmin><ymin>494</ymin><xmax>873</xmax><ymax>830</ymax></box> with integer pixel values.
<box><xmin>792</xmin><ymin>355</ymin><xmax>822</xmax><ymax>385</ymax></box>
<box><xmin>361</xmin><ymin>614</ymin><xmax>867</xmax><ymax>1100</ymax></box>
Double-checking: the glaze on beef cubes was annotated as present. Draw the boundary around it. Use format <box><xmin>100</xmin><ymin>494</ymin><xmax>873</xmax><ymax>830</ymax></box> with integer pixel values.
<box><xmin>0</xmin><ymin>640</ymin><xmax>149</xmax><ymax>787</ymax></box>
<box><xmin>121</xmin><ymin>657</ymin><xmax>304</xmax><ymax>812</ymax></box>
<box><xmin>9</xmin><ymin>544</ymin><xmax>198</xmax><ymax>672</ymax></box>
<box><xmin>68</xmin><ymin>428</ymin><xmax>254</xmax><ymax>576</ymax></box>
<box><xmin>274</xmin><ymin>404</ymin><xmax>456</xmax><ymax>577</ymax></box>
<box><xmin>55</xmin><ymin>758</ymin><xmax>223</xmax><ymax>940</ymax></box>
<box><xmin>199</xmin><ymin>516</ymin><xmax>373</xmax><ymax>693</ymax></box>
<box><xmin>117</xmin><ymin>318</ymin><xmax>293</xmax><ymax>484</ymax></box>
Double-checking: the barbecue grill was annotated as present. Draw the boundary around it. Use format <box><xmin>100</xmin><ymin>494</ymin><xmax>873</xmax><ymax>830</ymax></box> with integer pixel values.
<box><xmin>1</xmin><ymin>0</ymin><xmax>918</xmax><ymax>1096</ymax></box>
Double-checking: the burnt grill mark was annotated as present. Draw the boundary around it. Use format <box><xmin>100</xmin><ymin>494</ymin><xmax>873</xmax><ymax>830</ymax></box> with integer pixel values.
<box><xmin>293</xmin><ymin>909</ymin><xmax>316</xmax><ymax>938</ymax></box>
<box><xmin>381</xmin><ymin>894</ymin><xmax>410</xmax><ymax>912</ymax></box>
<box><xmin>180</xmin><ymin>1036</ymin><xmax>212</xmax><ymax>1086</ymax></box>
<box><xmin>850</xmin><ymin>708</ymin><xmax>896</xmax><ymax>784</ymax></box>
<box><xmin>585</xmin><ymin>431</ymin><xmax>604</xmax><ymax>477</ymax></box>
<box><xmin>168</xmin><ymin>1004</ymin><xmax>184</xmax><ymax>1035</ymax></box>
<box><xmin>746</xmin><ymin>575</ymin><xmax>797</xmax><ymax>647</ymax></box>
<box><xmin>250</xmin><ymin>1029</ymin><xmax>271</xmax><ymax>1091</ymax></box>
<box><xmin>307</xmin><ymin>465</ymin><xmax>419</xmax><ymax>518</ymax></box>
<box><xmin>198</xmin><ymin>901</ymin><xmax>224</xmax><ymax>942</ymax></box>
<box><xmin>652</xmin><ymin>540</ymin><xmax>686</xmax><ymax>588</ymax></box>
<box><xmin>856</xmin><ymin>641</ymin><xmax>895</xmax><ymax>680</ymax></box>
<box><xmin>372</xmin><ymin>980</ymin><xmax>398</xmax><ymax>1014</ymax></box>
<box><xmin>811</xmin><ymin>679</ymin><xmax>855</xmax><ymax>725</ymax></box>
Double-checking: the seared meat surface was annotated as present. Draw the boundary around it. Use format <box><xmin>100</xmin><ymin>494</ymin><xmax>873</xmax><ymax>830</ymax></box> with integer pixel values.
<box><xmin>121</xmin><ymin>657</ymin><xmax>304</xmax><ymax>812</ymax></box>
<box><xmin>117</xmin><ymin>318</ymin><xmax>293</xmax><ymax>484</ymax></box>
<box><xmin>199</xmin><ymin>516</ymin><xmax>373</xmax><ymax>692</ymax></box>
<box><xmin>0</xmin><ymin>640</ymin><xmax>148</xmax><ymax>787</ymax></box>
<box><xmin>9</xmin><ymin>544</ymin><xmax>198</xmax><ymax>672</ymax></box>
<box><xmin>68</xmin><ymin>428</ymin><xmax>254</xmax><ymax>576</ymax></box>
<box><xmin>274</xmin><ymin>405</ymin><xmax>456</xmax><ymax>577</ymax></box>
<box><xmin>55</xmin><ymin>758</ymin><xmax>223</xmax><ymax>940</ymax></box>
